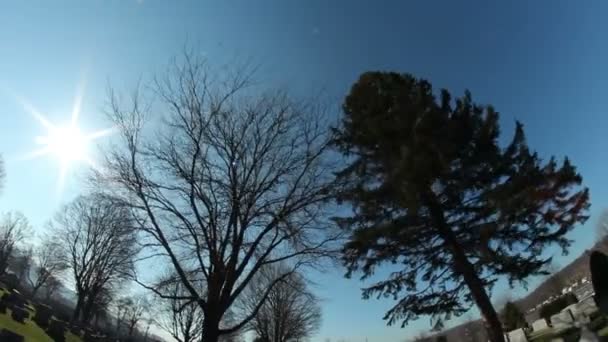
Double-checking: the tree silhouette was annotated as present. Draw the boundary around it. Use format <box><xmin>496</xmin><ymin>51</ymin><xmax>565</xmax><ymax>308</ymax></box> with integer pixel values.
<box><xmin>331</xmin><ymin>72</ymin><xmax>590</xmax><ymax>341</ymax></box>
<box><xmin>242</xmin><ymin>265</ymin><xmax>322</xmax><ymax>342</ymax></box>
<box><xmin>0</xmin><ymin>212</ymin><xmax>30</xmax><ymax>277</ymax></box>
<box><xmin>26</xmin><ymin>240</ymin><xmax>68</xmax><ymax>299</ymax></box>
<box><xmin>116</xmin><ymin>295</ymin><xmax>148</xmax><ymax>337</ymax></box>
<box><xmin>50</xmin><ymin>194</ymin><xmax>138</xmax><ymax>324</ymax></box>
<box><xmin>155</xmin><ymin>277</ymin><xmax>203</xmax><ymax>342</ymax></box>
<box><xmin>594</xmin><ymin>210</ymin><xmax>608</xmax><ymax>252</ymax></box>
<box><xmin>93</xmin><ymin>53</ymin><xmax>338</xmax><ymax>342</ymax></box>
<box><xmin>0</xmin><ymin>155</ymin><xmax>5</xmax><ymax>195</ymax></box>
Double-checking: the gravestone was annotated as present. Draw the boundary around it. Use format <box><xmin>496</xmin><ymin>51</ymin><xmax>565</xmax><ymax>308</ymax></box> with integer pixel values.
<box><xmin>33</xmin><ymin>304</ymin><xmax>53</xmax><ymax>328</ymax></box>
<box><xmin>46</xmin><ymin>319</ymin><xmax>66</xmax><ymax>342</ymax></box>
<box><xmin>564</xmin><ymin>303</ymin><xmax>579</xmax><ymax>317</ymax></box>
<box><xmin>2</xmin><ymin>290</ymin><xmax>26</xmax><ymax>308</ymax></box>
<box><xmin>507</xmin><ymin>328</ymin><xmax>528</xmax><ymax>342</ymax></box>
<box><xmin>0</xmin><ymin>329</ymin><xmax>24</xmax><ymax>342</ymax></box>
<box><xmin>69</xmin><ymin>324</ymin><xmax>82</xmax><ymax>337</ymax></box>
<box><xmin>550</xmin><ymin>309</ymin><xmax>575</xmax><ymax>329</ymax></box>
<box><xmin>580</xmin><ymin>325</ymin><xmax>601</xmax><ymax>342</ymax></box>
<box><xmin>577</xmin><ymin>296</ymin><xmax>599</xmax><ymax>317</ymax></box>
<box><xmin>531</xmin><ymin>318</ymin><xmax>549</xmax><ymax>331</ymax></box>
<box><xmin>10</xmin><ymin>306</ymin><xmax>29</xmax><ymax>323</ymax></box>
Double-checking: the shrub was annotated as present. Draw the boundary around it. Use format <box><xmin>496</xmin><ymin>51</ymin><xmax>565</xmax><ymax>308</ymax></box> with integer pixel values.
<box><xmin>0</xmin><ymin>329</ymin><xmax>24</xmax><ymax>342</ymax></box>
<box><xmin>46</xmin><ymin>319</ymin><xmax>66</xmax><ymax>342</ymax></box>
<box><xmin>10</xmin><ymin>306</ymin><xmax>29</xmax><ymax>323</ymax></box>
<box><xmin>587</xmin><ymin>314</ymin><xmax>606</xmax><ymax>331</ymax></box>
<box><xmin>502</xmin><ymin>301</ymin><xmax>527</xmax><ymax>331</ymax></box>
<box><xmin>0</xmin><ymin>300</ymin><xmax>6</xmax><ymax>314</ymax></box>
<box><xmin>539</xmin><ymin>293</ymin><xmax>578</xmax><ymax>321</ymax></box>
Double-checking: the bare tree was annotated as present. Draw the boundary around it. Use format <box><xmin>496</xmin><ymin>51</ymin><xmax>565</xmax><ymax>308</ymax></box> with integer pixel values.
<box><xmin>92</xmin><ymin>53</ymin><xmax>338</xmax><ymax>342</ymax></box>
<box><xmin>595</xmin><ymin>209</ymin><xmax>608</xmax><ymax>252</ymax></box>
<box><xmin>50</xmin><ymin>194</ymin><xmax>138</xmax><ymax>324</ymax></box>
<box><xmin>122</xmin><ymin>295</ymin><xmax>149</xmax><ymax>337</ymax></box>
<box><xmin>0</xmin><ymin>212</ymin><xmax>30</xmax><ymax>276</ymax></box>
<box><xmin>156</xmin><ymin>272</ymin><xmax>240</xmax><ymax>342</ymax></box>
<box><xmin>40</xmin><ymin>274</ymin><xmax>62</xmax><ymax>301</ymax></box>
<box><xmin>156</xmin><ymin>277</ymin><xmax>204</xmax><ymax>342</ymax></box>
<box><xmin>0</xmin><ymin>155</ymin><xmax>5</xmax><ymax>195</ymax></box>
<box><xmin>243</xmin><ymin>265</ymin><xmax>321</xmax><ymax>342</ymax></box>
<box><xmin>90</xmin><ymin>285</ymin><xmax>113</xmax><ymax>329</ymax></box>
<box><xmin>27</xmin><ymin>240</ymin><xmax>68</xmax><ymax>298</ymax></box>
<box><xmin>10</xmin><ymin>247</ymin><xmax>33</xmax><ymax>285</ymax></box>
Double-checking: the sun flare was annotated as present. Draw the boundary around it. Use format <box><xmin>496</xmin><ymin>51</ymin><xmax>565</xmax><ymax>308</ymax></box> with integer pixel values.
<box><xmin>36</xmin><ymin>124</ymin><xmax>89</xmax><ymax>164</ymax></box>
<box><xmin>18</xmin><ymin>82</ymin><xmax>113</xmax><ymax>194</ymax></box>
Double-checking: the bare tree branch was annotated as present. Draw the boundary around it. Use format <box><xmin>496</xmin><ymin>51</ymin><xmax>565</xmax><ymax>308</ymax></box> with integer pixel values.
<box><xmin>49</xmin><ymin>194</ymin><xmax>139</xmax><ymax>324</ymax></box>
<box><xmin>92</xmin><ymin>53</ymin><xmax>340</xmax><ymax>342</ymax></box>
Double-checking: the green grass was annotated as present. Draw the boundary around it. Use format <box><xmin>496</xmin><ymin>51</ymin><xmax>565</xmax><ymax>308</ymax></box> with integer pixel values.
<box><xmin>66</xmin><ymin>331</ymin><xmax>82</xmax><ymax>342</ymax></box>
<box><xmin>598</xmin><ymin>325</ymin><xmax>608</xmax><ymax>336</ymax></box>
<box><xmin>0</xmin><ymin>304</ymin><xmax>83</xmax><ymax>342</ymax></box>
<box><xmin>0</xmin><ymin>286</ymin><xmax>85</xmax><ymax>342</ymax></box>
<box><xmin>0</xmin><ymin>308</ymin><xmax>54</xmax><ymax>342</ymax></box>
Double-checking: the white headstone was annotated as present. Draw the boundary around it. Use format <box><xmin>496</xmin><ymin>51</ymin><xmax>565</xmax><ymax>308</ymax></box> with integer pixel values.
<box><xmin>507</xmin><ymin>328</ymin><xmax>527</xmax><ymax>342</ymax></box>
<box><xmin>577</xmin><ymin>297</ymin><xmax>599</xmax><ymax>316</ymax></box>
<box><xmin>550</xmin><ymin>309</ymin><xmax>574</xmax><ymax>329</ymax></box>
<box><xmin>580</xmin><ymin>325</ymin><xmax>601</xmax><ymax>342</ymax></box>
<box><xmin>564</xmin><ymin>303</ymin><xmax>579</xmax><ymax>317</ymax></box>
<box><xmin>531</xmin><ymin>318</ymin><xmax>549</xmax><ymax>331</ymax></box>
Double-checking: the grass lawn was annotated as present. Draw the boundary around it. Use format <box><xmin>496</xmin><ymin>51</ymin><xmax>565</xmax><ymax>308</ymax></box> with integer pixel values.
<box><xmin>0</xmin><ymin>308</ymin><xmax>54</xmax><ymax>341</ymax></box>
<box><xmin>0</xmin><ymin>307</ymin><xmax>82</xmax><ymax>342</ymax></box>
<box><xmin>0</xmin><ymin>285</ymin><xmax>83</xmax><ymax>341</ymax></box>
<box><xmin>598</xmin><ymin>325</ymin><xmax>608</xmax><ymax>336</ymax></box>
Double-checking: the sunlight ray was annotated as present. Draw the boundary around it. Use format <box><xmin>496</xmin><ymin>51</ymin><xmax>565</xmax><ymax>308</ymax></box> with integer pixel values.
<box><xmin>56</xmin><ymin>160</ymin><xmax>69</xmax><ymax>196</ymax></box>
<box><xmin>17</xmin><ymin>96</ymin><xmax>55</xmax><ymax>130</ymax></box>
<box><xmin>20</xmin><ymin>146</ymin><xmax>53</xmax><ymax>160</ymax></box>
<box><xmin>71</xmin><ymin>89</ymin><xmax>83</xmax><ymax>127</ymax></box>
<box><xmin>82</xmin><ymin>155</ymin><xmax>99</xmax><ymax>171</ymax></box>
<box><xmin>20</xmin><ymin>79</ymin><xmax>112</xmax><ymax>197</ymax></box>
<box><xmin>85</xmin><ymin>127</ymin><xmax>115</xmax><ymax>140</ymax></box>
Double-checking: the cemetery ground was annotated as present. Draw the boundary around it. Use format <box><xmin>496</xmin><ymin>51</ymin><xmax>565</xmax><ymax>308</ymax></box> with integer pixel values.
<box><xmin>523</xmin><ymin>316</ymin><xmax>608</xmax><ymax>342</ymax></box>
<box><xmin>505</xmin><ymin>298</ymin><xmax>608</xmax><ymax>342</ymax></box>
<box><xmin>0</xmin><ymin>286</ymin><xmax>83</xmax><ymax>342</ymax></box>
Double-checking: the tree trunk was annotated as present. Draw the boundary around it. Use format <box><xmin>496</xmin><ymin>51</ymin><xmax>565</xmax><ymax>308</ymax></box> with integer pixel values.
<box><xmin>31</xmin><ymin>284</ymin><xmax>41</xmax><ymax>299</ymax></box>
<box><xmin>449</xmin><ymin>239</ymin><xmax>504</xmax><ymax>342</ymax></box>
<box><xmin>201</xmin><ymin>313</ymin><xmax>221</xmax><ymax>342</ymax></box>
<box><xmin>73</xmin><ymin>295</ymin><xmax>83</xmax><ymax>322</ymax></box>
<box><xmin>81</xmin><ymin>297</ymin><xmax>93</xmax><ymax>324</ymax></box>
<box><xmin>424</xmin><ymin>191</ymin><xmax>504</xmax><ymax>342</ymax></box>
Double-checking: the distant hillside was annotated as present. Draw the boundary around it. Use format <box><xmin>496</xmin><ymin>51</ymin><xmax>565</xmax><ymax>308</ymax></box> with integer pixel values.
<box><xmin>515</xmin><ymin>236</ymin><xmax>608</xmax><ymax>313</ymax></box>
<box><xmin>413</xmin><ymin>237</ymin><xmax>608</xmax><ymax>341</ymax></box>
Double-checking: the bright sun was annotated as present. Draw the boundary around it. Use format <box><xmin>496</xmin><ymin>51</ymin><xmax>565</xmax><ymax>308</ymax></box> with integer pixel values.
<box><xmin>36</xmin><ymin>124</ymin><xmax>89</xmax><ymax>163</ymax></box>
<box><xmin>18</xmin><ymin>82</ymin><xmax>113</xmax><ymax>193</ymax></box>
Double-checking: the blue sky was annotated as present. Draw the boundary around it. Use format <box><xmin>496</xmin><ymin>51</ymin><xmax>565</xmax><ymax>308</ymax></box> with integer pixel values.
<box><xmin>1</xmin><ymin>1</ymin><xmax>608</xmax><ymax>341</ymax></box>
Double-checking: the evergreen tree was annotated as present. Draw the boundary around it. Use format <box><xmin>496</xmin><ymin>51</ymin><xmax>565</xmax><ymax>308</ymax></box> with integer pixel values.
<box><xmin>501</xmin><ymin>301</ymin><xmax>526</xmax><ymax>331</ymax></box>
<box><xmin>332</xmin><ymin>72</ymin><xmax>590</xmax><ymax>342</ymax></box>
